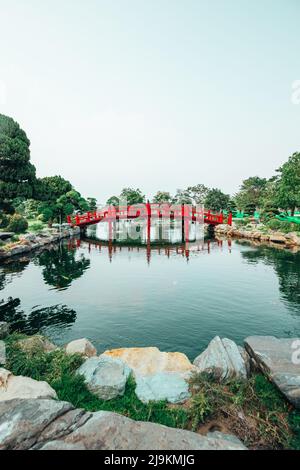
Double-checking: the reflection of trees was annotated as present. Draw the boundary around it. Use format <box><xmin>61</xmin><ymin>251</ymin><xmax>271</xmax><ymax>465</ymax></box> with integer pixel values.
<box><xmin>240</xmin><ymin>244</ymin><xmax>300</xmax><ymax>309</ymax></box>
<box><xmin>35</xmin><ymin>245</ymin><xmax>90</xmax><ymax>289</ymax></box>
<box><xmin>0</xmin><ymin>298</ymin><xmax>76</xmax><ymax>335</ymax></box>
<box><xmin>0</xmin><ymin>258</ymin><xmax>30</xmax><ymax>291</ymax></box>
<box><xmin>0</xmin><ymin>298</ymin><xmax>26</xmax><ymax>331</ymax></box>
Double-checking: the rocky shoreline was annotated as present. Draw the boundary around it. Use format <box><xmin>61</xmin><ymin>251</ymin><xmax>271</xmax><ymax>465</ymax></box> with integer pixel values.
<box><xmin>0</xmin><ymin>329</ymin><xmax>299</xmax><ymax>450</ymax></box>
<box><xmin>215</xmin><ymin>223</ymin><xmax>300</xmax><ymax>248</ymax></box>
<box><xmin>0</xmin><ymin>226</ymin><xmax>80</xmax><ymax>261</ymax></box>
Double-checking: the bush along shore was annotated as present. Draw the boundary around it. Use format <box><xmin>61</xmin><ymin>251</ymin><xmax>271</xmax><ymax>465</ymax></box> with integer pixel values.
<box><xmin>0</xmin><ymin>225</ymin><xmax>80</xmax><ymax>260</ymax></box>
<box><xmin>0</xmin><ymin>329</ymin><xmax>300</xmax><ymax>450</ymax></box>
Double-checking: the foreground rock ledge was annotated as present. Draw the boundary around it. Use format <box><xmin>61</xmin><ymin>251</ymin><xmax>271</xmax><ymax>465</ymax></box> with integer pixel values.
<box><xmin>245</xmin><ymin>336</ymin><xmax>300</xmax><ymax>408</ymax></box>
<box><xmin>0</xmin><ymin>399</ymin><xmax>246</xmax><ymax>450</ymax></box>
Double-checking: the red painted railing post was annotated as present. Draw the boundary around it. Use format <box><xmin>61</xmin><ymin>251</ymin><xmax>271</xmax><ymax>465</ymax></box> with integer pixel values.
<box><xmin>146</xmin><ymin>200</ymin><xmax>151</xmax><ymax>218</ymax></box>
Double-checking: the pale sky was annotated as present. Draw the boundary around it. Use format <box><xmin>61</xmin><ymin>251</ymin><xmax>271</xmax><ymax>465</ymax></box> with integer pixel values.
<box><xmin>0</xmin><ymin>0</ymin><xmax>299</xmax><ymax>203</ymax></box>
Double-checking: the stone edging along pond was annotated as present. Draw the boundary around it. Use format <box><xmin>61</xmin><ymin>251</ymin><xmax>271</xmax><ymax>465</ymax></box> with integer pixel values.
<box><xmin>0</xmin><ymin>226</ymin><xmax>81</xmax><ymax>261</ymax></box>
<box><xmin>214</xmin><ymin>223</ymin><xmax>300</xmax><ymax>248</ymax></box>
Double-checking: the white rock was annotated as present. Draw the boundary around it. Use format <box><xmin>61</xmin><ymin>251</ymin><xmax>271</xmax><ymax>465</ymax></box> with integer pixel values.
<box><xmin>77</xmin><ymin>356</ymin><xmax>131</xmax><ymax>400</ymax></box>
<box><xmin>135</xmin><ymin>372</ymin><xmax>190</xmax><ymax>404</ymax></box>
<box><xmin>0</xmin><ymin>368</ymin><xmax>57</xmax><ymax>401</ymax></box>
<box><xmin>65</xmin><ymin>338</ymin><xmax>97</xmax><ymax>357</ymax></box>
<box><xmin>193</xmin><ymin>336</ymin><xmax>247</xmax><ymax>381</ymax></box>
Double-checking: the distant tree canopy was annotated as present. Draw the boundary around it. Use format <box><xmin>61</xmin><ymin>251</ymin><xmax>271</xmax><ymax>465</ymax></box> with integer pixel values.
<box><xmin>33</xmin><ymin>175</ymin><xmax>73</xmax><ymax>201</ymax></box>
<box><xmin>106</xmin><ymin>196</ymin><xmax>120</xmax><ymax>207</ymax></box>
<box><xmin>235</xmin><ymin>176</ymin><xmax>267</xmax><ymax>210</ymax></box>
<box><xmin>0</xmin><ymin>114</ymin><xmax>99</xmax><ymax>226</ymax></box>
<box><xmin>274</xmin><ymin>152</ymin><xmax>300</xmax><ymax>215</ymax></box>
<box><xmin>1</xmin><ymin>114</ymin><xmax>299</xmax><ymax>225</ymax></box>
<box><xmin>106</xmin><ymin>188</ymin><xmax>145</xmax><ymax>206</ymax></box>
<box><xmin>152</xmin><ymin>191</ymin><xmax>172</xmax><ymax>204</ymax></box>
<box><xmin>186</xmin><ymin>184</ymin><xmax>209</xmax><ymax>204</ymax></box>
<box><xmin>0</xmin><ymin>114</ymin><xmax>36</xmax><ymax>204</ymax></box>
<box><xmin>87</xmin><ymin>197</ymin><xmax>97</xmax><ymax>211</ymax></box>
<box><xmin>38</xmin><ymin>190</ymin><xmax>90</xmax><ymax>224</ymax></box>
<box><xmin>172</xmin><ymin>189</ymin><xmax>193</xmax><ymax>205</ymax></box>
<box><xmin>204</xmin><ymin>188</ymin><xmax>230</xmax><ymax>211</ymax></box>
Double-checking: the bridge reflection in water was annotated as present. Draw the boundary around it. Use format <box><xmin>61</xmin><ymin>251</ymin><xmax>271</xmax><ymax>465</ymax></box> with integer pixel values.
<box><xmin>67</xmin><ymin>219</ymin><xmax>232</xmax><ymax>264</ymax></box>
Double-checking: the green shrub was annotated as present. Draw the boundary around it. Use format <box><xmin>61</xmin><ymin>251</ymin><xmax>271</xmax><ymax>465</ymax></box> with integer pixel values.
<box><xmin>29</xmin><ymin>221</ymin><xmax>44</xmax><ymax>232</ymax></box>
<box><xmin>266</xmin><ymin>218</ymin><xmax>300</xmax><ymax>233</ymax></box>
<box><xmin>0</xmin><ymin>212</ymin><xmax>10</xmax><ymax>229</ymax></box>
<box><xmin>288</xmin><ymin>411</ymin><xmax>300</xmax><ymax>450</ymax></box>
<box><xmin>266</xmin><ymin>218</ymin><xmax>283</xmax><ymax>231</ymax></box>
<box><xmin>7</xmin><ymin>214</ymin><xmax>28</xmax><ymax>233</ymax></box>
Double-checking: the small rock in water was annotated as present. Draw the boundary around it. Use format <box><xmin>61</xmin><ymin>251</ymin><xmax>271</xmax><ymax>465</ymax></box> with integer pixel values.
<box><xmin>65</xmin><ymin>338</ymin><xmax>97</xmax><ymax>357</ymax></box>
<box><xmin>193</xmin><ymin>336</ymin><xmax>248</xmax><ymax>381</ymax></box>
<box><xmin>77</xmin><ymin>356</ymin><xmax>131</xmax><ymax>400</ymax></box>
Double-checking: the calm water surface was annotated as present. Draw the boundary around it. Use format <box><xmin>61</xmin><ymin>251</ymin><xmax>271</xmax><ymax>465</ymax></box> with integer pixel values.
<box><xmin>1</xmin><ymin>226</ymin><xmax>300</xmax><ymax>360</ymax></box>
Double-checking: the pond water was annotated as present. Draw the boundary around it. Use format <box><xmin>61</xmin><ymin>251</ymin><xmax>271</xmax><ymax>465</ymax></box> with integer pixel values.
<box><xmin>0</xmin><ymin>222</ymin><xmax>300</xmax><ymax>360</ymax></box>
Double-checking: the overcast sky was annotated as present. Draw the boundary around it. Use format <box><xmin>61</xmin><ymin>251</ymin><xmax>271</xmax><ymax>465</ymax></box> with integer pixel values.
<box><xmin>0</xmin><ymin>0</ymin><xmax>299</xmax><ymax>203</ymax></box>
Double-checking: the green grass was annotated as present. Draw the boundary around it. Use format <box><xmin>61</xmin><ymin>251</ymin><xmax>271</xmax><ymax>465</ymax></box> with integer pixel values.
<box><xmin>52</xmin><ymin>372</ymin><xmax>189</xmax><ymax>428</ymax></box>
<box><xmin>3</xmin><ymin>334</ymin><xmax>189</xmax><ymax>429</ymax></box>
<box><xmin>188</xmin><ymin>372</ymin><xmax>299</xmax><ymax>449</ymax></box>
<box><xmin>27</xmin><ymin>219</ymin><xmax>47</xmax><ymax>232</ymax></box>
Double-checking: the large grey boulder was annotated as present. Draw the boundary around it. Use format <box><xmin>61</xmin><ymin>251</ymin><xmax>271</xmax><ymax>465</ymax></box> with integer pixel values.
<box><xmin>77</xmin><ymin>356</ymin><xmax>131</xmax><ymax>400</ymax></box>
<box><xmin>193</xmin><ymin>336</ymin><xmax>248</xmax><ymax>381</ymax></box>
<box><xmin>245</xmin><ymin>336</ymin><xmax>300</xmax><ymax>408</ymax></box>
<box><xmin>0</xmin><ymin>399</ymin><xmax>247</xmax><ymax>450</ymax></box>
<box><xmin>0</xmin><ymin>399</ymin><xmax>85</xmax><ymax>450</ymax></box>
<box><xmin>0</xmin><ymin>322</ymin><xmax>9</xmax><ymax>340</ymax></box>
<box><xmin>135</xmin><ymin>372</ymin><xmax>190</xmax><ymax>404</ymax></box>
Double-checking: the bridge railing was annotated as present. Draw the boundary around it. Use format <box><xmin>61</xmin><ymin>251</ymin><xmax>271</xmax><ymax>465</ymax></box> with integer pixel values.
<box><xmin>67</xmin><ymin>204</ymin><xmax>228</xmax><ymax>226</ymax></box>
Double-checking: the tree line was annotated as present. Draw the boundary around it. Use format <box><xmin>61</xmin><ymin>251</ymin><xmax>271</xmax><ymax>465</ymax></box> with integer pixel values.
<box><xmin>1</xmin><ymin>113</ymin><xmax>299</xmax><ymax>233</ymax></box>
<box><xmin>0</xmin><ymin>114</ymin><xmax>97</xmax><ymax>231</ymax></box>
<box><xmin>106</xmin><ymin>152</ymin><xmax>300</xmax><ymax>216</ymax></box>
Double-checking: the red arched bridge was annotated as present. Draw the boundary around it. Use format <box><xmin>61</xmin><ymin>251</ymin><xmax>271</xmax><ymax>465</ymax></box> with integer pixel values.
<box><xmin>67</xmin><ymin>203</ymin><xmax>232</xmax><ymax>228</ymax></box>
